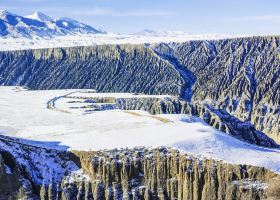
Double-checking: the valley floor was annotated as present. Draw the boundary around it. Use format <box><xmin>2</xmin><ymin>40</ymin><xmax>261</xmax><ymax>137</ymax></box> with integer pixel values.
<box><xmin>0</xmin><ymin>86</ymin><xmax>279</xmax><ymax>172</ymax></box>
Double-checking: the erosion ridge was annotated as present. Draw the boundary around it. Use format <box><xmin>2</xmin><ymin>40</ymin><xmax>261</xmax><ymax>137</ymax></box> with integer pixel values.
<box><xmin>0</xmin><ymin>36</ymin><xmax>279</xmax><ymax>143</ymax></box>
<box><xmin>154</xmin><ymin>37</ymin><xmax>280</xmax><ymax>142</ymax></box>
<box><xmin>0</xmin><ymin>135</ymin><xmax>279</xmax><ymax>200</ymax></box>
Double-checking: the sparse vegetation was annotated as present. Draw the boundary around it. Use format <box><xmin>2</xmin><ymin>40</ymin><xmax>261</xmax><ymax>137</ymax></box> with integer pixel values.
<box><xmin>91</xmin><ymin>97</ymin><xmax>116</xmax><ymax>103</ymax></box>
<box><xmin>124</xmin><ymin>110</ymin><xmax>170</xmax><ymax>123</ymax></box>
<box><xmin>150</xmin><ymin>115</ymin><xmax>170</xmax><ymax>123</ymax></box>
<box><xmin>124</xmin><ymin>110</ymin><xmax>143</xmax><ymax>116</ymax></box>
<box><xmin>267</xmin><ymin>177</ymin><xmax>280</xmax><ymax>200</ymax></box>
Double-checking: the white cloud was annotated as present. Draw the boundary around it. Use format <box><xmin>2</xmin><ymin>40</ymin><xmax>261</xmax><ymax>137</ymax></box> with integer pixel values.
<box><xmin>231</xmin><ymin>15</ymin><xmax>280</xmax><ymax>22</ymax></box>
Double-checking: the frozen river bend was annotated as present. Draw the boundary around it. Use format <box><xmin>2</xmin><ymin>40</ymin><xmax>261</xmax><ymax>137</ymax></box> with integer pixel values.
<box><xmin>0</xmin><ymin>86</ymin><xmax>279</xmax><ymax>172</ymax></box>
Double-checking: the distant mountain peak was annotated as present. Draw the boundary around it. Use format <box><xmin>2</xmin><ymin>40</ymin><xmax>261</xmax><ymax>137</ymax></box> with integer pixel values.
<box><xmin>0</xmin><ymin>9</ymin><xmax>15</xmax><ymax>19</ymax></box>
<box><xmin>25</xmin><ymin>11</ymin><xmax>53</xmax><ymax>22</ymax></box>
<box><xmin>0</xmin><ymin>10</ymin><xmax>103</xmax><ymax>38</ymax></box>
<box><xmin>0</xmin><ymin>9</ymin><xmax>10</xmax><ymax>15</ymax></box>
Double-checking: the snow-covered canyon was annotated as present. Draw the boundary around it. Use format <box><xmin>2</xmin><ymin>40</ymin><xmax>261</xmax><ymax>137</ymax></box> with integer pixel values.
<box><xmin>0</xmin><ymin>87</ymin><xmax>279</xmax><ymax>173</ymax></box>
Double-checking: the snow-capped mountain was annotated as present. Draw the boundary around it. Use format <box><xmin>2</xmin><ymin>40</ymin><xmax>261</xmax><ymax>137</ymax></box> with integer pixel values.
<box><xmin>25</xmin><ymin>11</ymin><xmax>53</xmax><ymax>22</ymax></box>
<box><xmin>0</xmin><ymin>10</ymin><xmax>104</xmax><ymax>38</ymax></box>
<box><xmin>0</xmin><ymin>10</ymin><xmax>245</xmax><ymax>51</ymax></box>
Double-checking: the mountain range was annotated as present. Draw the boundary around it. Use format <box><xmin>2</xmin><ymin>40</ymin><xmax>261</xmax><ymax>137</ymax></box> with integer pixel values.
<box><xmin>0</xmin><ymin>10</ymin><xmax>104</xmax><ymax>38</ymax></box>
<box><xmin>0</xmin><ymin>10</ymin><xmax>186</xmax><ymax>39</ymax></box>
<box><xmin>0</xmin><ymin>10</ymin><xmax>238</xmax><ymax>42</ymax></box>
<box><xmin>0</xmin><ymin>10</ymin><xmax>248</xmax><ymax>52</ymax></box>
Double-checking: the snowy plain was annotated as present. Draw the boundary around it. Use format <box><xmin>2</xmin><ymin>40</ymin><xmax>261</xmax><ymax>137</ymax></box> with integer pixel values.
<box><xmin>0</xmin><ymin>33</ymin><xmax>245</xmax><ymax>51</ymax></box>
<box><xmin>0</xmin><ymin>86</ymin><xmax>280</xmax><ymax>172</ymax></box>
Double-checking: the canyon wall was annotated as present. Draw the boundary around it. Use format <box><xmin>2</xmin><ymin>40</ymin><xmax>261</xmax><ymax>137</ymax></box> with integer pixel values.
<box><xmin>0</xmin><ymin>36</ymin><xmax>278</xmax><ymax>142</ymax></box>
<box><xmin>0</xmin><ymin>136</ymin><xmax>278</xmax><ymax>200</ymax></box>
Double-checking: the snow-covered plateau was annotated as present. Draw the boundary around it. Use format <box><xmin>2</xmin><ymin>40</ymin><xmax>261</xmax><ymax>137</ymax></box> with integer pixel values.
<box><xmin>0</xmin><ymin>86</ymin><xmax>279</xmax><ymax>173</ymax></box>
<box><xmin>0</xmin><ymin>32</ymin><xmax>245</xmax><ymax>51</ymax></box>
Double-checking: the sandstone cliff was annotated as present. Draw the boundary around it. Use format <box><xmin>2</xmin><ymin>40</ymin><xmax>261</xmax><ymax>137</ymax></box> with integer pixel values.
<box><xmin>0</xmin><ymin>136</ymin><xmax>278</xmax><ymax>200</ymax></box>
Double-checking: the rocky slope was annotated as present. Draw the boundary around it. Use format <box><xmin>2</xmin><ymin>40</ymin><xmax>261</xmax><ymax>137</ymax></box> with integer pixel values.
<box><xmin>0</xmin><ymin>135</ymin><xmax>278</xmax><ymax>200</ymax></box>
<box><xmin>153</xmin><ymin>37</ymin><xmax>280</xmax><ymax>143</ymax></box>
<box><xmin>0</xmin><ymin>45</ymin><xmax>183</xmax><ymax>96</ymax></box>
<box><xmin>0</xmin><ymin>36</ymin><xmax>279</xmax><ymax>143</ymax></box>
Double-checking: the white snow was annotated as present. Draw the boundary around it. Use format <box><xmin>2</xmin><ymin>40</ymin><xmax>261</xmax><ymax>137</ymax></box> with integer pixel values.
<box><xmin>0</xmin><ymin>32</ymin><xmax>246</xmax><ymax>51</ymax></box>
<box><xmin>0</xmin><ymin>133</ymin><xmax>82</xmax><ymax>185</ymax></box>
<box><xmin>25</xmin><ymin>11</ymin><xmax>53</xmax><ymax>22</ymax></box>
<box><xmin>0</xmin><ymin>9</ymin><xmax>14</xmax><ymax>19</ymax></box>
<box><xmin>232</xmin><ymin>180</ymin><xmax>268</xmax><ymax>190</ymax></box>
<box><xmin>62</xmin><ymin>21</ymin><xmax>68</xmax><ymax>27</ymax></box>
<box><xmin>0</xmin><ymin>86</ymin><xmax>280</xmax><ymax>173</ymax></box>
<box><xmin>4</xmin><ymin>164</ymin><xmax>12</xmax><ymax>174</ymax></box>
<box><xmin>66</xmin><ymin>92</ymin><xmax>170</xmax><ymax>99</ymax></box>
<box><xmin>0</xmin><ymin>10</ymin><xmax>103</xmax><ymax>39</ymax></box>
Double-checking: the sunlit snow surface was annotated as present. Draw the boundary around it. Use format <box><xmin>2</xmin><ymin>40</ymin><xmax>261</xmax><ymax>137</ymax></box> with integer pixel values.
<box><xmin>0</xmin><ymin>33</ymin><xmax>245</xmax><ymax>51</ymax></box>
<box><xmin>0</xmin><ymin>86</ymin><xmax>280</xmax><ymax>172</ymax></box>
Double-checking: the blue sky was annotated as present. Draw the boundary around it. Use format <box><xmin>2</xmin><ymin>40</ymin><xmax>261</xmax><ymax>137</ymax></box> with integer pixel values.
<box><xmin>1</xmin><ymin>0</ymin><xmax>280</xmax><ymax>35</ymax></box>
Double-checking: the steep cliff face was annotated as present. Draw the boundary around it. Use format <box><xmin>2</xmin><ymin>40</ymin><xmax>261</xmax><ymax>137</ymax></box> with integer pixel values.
<box><xmin>0</xmin><ymin>36</ymin><xmax>279</xmax><ymax>141</ymax></box>
<box><xmin>153</xmin><ymin>37</ymin><xmax>280</xmax><ymax>143</ymax></box>
<box><xmin>0</xmin><ymin>136</ymin><xmax>278</xmax><ymax>200</ymax></box>
<box><xmin>0</xmin><ymin>152</ymin><xmax>33</xmax><ymax>199</ymax></box>
<box><xmin>0</xmin><ymin>45</ymin><xmax>183</xmax><ymax>96</ymax></box>
<box><xmin>73</xmin><ymin>148</ymin><xmax>276</xmax><ymax>200</ymax></box>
